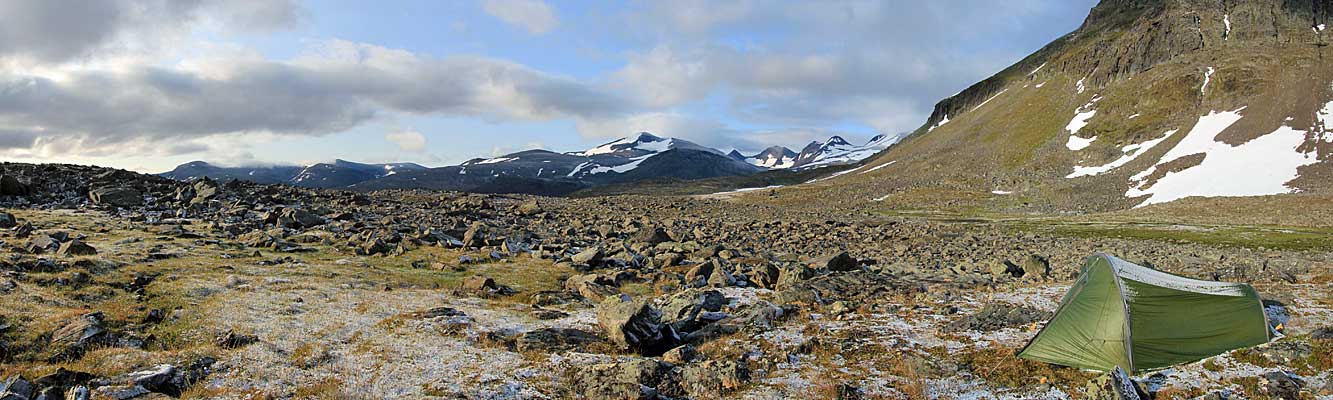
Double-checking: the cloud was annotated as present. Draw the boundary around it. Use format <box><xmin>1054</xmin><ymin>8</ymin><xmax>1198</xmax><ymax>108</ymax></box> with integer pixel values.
<box><xmin>0</xmin><ymin>40</ymin><xmax>629</xmax><ymax>158</ymax></box>
<box><xmin>482</xmin><ymin>0</ymin><xmax>558</xmax><ymax>34</ymax></box>
<box><xmin>385</xmin><ymin>129</ymin><xmax>428</xmax><ymax>152</ymax></box>
<box><xmin>0</xmin><ymin>0</ymin><xmax>302</xmax><ymax>67</ymax></box>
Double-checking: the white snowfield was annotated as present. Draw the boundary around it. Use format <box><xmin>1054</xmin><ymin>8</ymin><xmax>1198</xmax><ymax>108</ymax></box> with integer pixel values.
<box><xmin>1064</xmin><ymin>97</ymin><xmax>1101</xmax><ymax>151</ymax></box>
<box><xmin>1066</xmin><ymin>129</ymin><xmax>1178</xmax><ymax>178</ymax></box>
<box><xmin>1318</xmin><ymin>85</ymin><xmax>1333</xmax><ymax>142</ymax></box>
<box><xmin>1126</xmin><ymin>108</ymin><xmax>1319</xmax><ymax>207</ymax></box>
<box><xmin>747</xmin><ymin>154</ymin><xmax>796</xmax><ymax>169</ymax></box>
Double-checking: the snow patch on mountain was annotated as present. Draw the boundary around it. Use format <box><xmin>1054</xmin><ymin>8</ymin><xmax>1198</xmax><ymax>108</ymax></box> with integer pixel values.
<box><xmin>929</xmin><ymin>115</ymin><xmax>950</xmax><ymax>132</ymax></box>
<box><xmin>1127</xmin><ymin>108</ymin><xmax>1318</xmax><ymax>207</ymax></box>
<box><xmin>1200</xmin><ymin>67</ymin><xmax>1215</xmax><ymax>95</ymax></box>
<box><xmin>1064</xmin><ymin>97</ymin><xmax>1101</xmax><ymax>151</ymax></box>
<box><xmin>973</xmin><ymin>89</ymin><xmax>1008</xmax><ymax>112</ymax></box>
<box><xmin>1067</xmin><ymin>129</ymin><xmax>1177</xmax><ymax>178</ymax></box>
<box><xmin>860</xmin><ymin>160</ymin><xmax>897</xmax><ymax>175</ymax></box>
<box><xmin>587</xmin><ymin>155</ymin><xmax>652</xmax><ymax>175</ymax></box>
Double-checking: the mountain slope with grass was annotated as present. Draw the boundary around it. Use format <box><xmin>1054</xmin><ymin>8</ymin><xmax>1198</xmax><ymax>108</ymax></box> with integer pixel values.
<box><xmin>775</xmin><ymin>0</ymin><xmax>1333</xmax><ymax>216</ymax></box>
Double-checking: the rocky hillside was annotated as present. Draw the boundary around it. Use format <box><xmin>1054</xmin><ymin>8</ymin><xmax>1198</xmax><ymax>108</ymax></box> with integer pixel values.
<box><xmin>783</xmin><ymin>0</ymin><xmax>1333</xmax><ymax>214</ymax></box>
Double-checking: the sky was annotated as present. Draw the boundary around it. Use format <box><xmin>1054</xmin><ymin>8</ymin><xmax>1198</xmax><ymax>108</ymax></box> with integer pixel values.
<box><xmin>0</xmin><ymin>0</ymin><xmax>1098</xmax><ymax>173</ymax></box>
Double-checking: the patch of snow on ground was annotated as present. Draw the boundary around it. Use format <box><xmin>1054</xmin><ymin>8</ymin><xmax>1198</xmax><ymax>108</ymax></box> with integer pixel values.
<box><xmin>587</xmin><ymin>155</ymin><xmax>653</xmax><ymax>174</ymax></box>
<box><xmin>973</xmin><ymin>89</ymin><xmax>1009</xmax><ymax>111</ymax></box>
<box><xmin>859</xmin><ymin>160</ymin><xmax>897</xmax><ymax>174</ymax></box>
<box><xmin>475</xmin><ymin>157</ymin><xmax>516</xmax><ymax>165</ymax></box>
<box><xmin>929</xmin><ymin>114</ymin><xmax>950</xmax><ymax>132</ymax></box>
<box><xmin>991</xmin><ymin>190</ymin><xmax>1013</xmax><ymax>195</ymax></box>
<box><xmin>1128</xmin><ymin>113</ymin><xmax>1140</xmax><ymax>119</ymax></box>
<box><xmin>1076</xmin><ymin>78</ymin><xmax>1087</xmax><ymax>94</ymax></box>
<box><xmin>566</xmin><ymin>161</ymin><xmax>594</xmax><ymax>177</ymax></box>
<box><xmin>806</xmin><ymin>164</ymin><xmax>871</xmax><ymax>183</ymax></box>
<box><xmin>1035</xmin><ymin>82</ymin><xmax>1046</xmax><ymax>88</ymax></box>
<box><xmin>707</xmin><ymin>185</ymin><xmax>783</xmax><ymax>196</ymax></box>
<box><xmin>1201</xmin><ymin>67</ymin><xmax>1215</xmax><ymax>95</ymax></box>
<box><xmin>1224</xmin><ymin>15</ymin><xmax>1231</xmax><ymax>39</ymax></box>
<box><xmin>1127</xmin><ymin>109</ymin><xmax>1318</xmax><ymax>206</ymax></box>
<box><xmin>1067</xmin><ymin>129</ymin><xmax>1178</xmax><ymax>178</ymax></box>
<box><xmin>635</xmin><ymin>137</ymin><xmax>673</xmax><ymax>153</ymax></box>
<box><xmin>1029</xmin><ymin>63</ymin><xmax>1046</xmax><ymax>76</ymax></box>
<box><xmin>1064</xmin><ymin>98</ymin><xmax>1100</xmax><ymax>151</ymax></box>
<box><xmin>1318</xmin><ymin>85</ymin><xmax>1333</xmax><ymax>142</ymax></box>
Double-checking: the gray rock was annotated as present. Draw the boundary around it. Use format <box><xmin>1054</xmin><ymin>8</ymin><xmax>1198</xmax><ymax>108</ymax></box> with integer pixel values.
<box><xmin>0</xmin><ymin>212</ymin><xmax>16</xmax><ymax>229</ymax></box>
<box><xmin>0</xmin><ymin>175</ymin><xmax>31</xmax><ymax>196</ymax></box>
<box><xmin>814</xmin><ymin>251</ymin><xmax>858</xmax><ymax>272</ymax></box>
<box><xmin>90</xmin><ymin>385</ymin><xmax>149</xmax><ymax>400</ymax></box>
<box><xmin>677</xmin><ymin>360</ymin><xmax>750</xmax><ymax>398</ymax></box>
<box><xmin>597</xmin><ymin>295</ymin><xmax>672</xmax><ymax>355</ymax></box>
<box><xmin>57</xmin><ymin>240</ymin><xmax>97</xmax><ymax>256</ymax></box>
<box><xmin>1084</xmin><ymin>366</ymin><xmax>1146</xmax><ymax>400</ymax></box>
<box><xmin>1022</xmin><ymin>255</ymin><xmax>1050</xmax><ymax>280</ymax></box>
<box><xmin>633</xmin><ymin>226</ymin><xmax>672</xmax><ymax>245</ymax></box>
<box><xmin>514</xmin><ymin>328</ymin><xmax>603</xmax><ymax>353</ymax></box>
<box><xmin>1261</xmin><ymin>371</ymin><xmax>1304</xmax><ymax>400</ymax></box>
<box><xmin>48</xmin><ymin>313</ymin><xmax>110</xmax><ymax>359</ymax></box>
<box><xmin>573</xmin><ymin>247</ymin><xmax>604</xmax><ymax>265</ymax></box>
<box><xmin>943</xmin><ymin>303</ymin><xmax>1052</xmax><ymax>333</ymax></box>
<box><xmin>661</xmin><ymin>344</ymin><xmax>700</xmax><ymax>364</ymax></box>
<box><xmin>568</xmin><ymin>359</ymin><xmax>670</xmax><ymax>400</ymax></box>
<box><xmin>88</xmin><ymin>187</ymin><xmax>142</xmax><ymax>207</ymax></box>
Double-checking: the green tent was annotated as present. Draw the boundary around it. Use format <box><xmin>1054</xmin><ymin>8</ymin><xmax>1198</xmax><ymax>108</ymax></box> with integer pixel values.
<box><xmin>1018</xmin><ymin>254</ymin><xmax>1271</xmax><ymax>373</ymax></box>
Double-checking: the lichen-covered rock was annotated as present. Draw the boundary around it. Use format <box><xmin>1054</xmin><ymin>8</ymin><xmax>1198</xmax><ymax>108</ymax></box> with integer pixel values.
<box><xmin>597</xmin><ymin>295</ymin><xmax>672</xmax><ymax>355</ymax></box>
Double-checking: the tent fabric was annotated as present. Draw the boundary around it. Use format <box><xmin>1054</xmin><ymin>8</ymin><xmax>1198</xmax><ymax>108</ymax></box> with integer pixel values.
<box><xmin>1018</xmin><ymin>254</ymin><xmax>1271</xmax><ymax>373</ymax></box>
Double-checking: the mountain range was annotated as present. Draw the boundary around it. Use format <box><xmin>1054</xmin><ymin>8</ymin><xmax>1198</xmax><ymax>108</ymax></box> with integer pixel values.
<box><xmin>161</xmin><ymin>132</ymin><xmax>896</xmax><ymax>194</ymax></box>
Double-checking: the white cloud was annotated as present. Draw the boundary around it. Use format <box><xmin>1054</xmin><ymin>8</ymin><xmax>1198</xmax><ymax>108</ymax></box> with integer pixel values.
<box><xmin>481</xmin><ymin>0</ymin><xmax>558</xmax><ymax>34</ymax></box>
<box><xmin>386</xmin><ymin>129</ymin><xmax>428</xmax><ymax>152</ymax></box>
<box><xmin>0</xmin><ymin>40</ymin><xmax>629</xmax><ymax>160</ymax></box>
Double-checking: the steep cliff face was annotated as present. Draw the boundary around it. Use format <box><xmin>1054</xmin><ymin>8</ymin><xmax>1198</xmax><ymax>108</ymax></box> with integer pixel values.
<box><xmin>784</xmin><ymin>0</ymin><xmax>1333</xmax><ymax>213</ymax></box>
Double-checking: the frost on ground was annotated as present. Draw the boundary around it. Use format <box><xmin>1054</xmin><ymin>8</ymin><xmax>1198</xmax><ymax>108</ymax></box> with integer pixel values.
<box><xmin>201</xmin><ymin>274</ymin><xmax>600</xmax><ymax>398</ymax></box>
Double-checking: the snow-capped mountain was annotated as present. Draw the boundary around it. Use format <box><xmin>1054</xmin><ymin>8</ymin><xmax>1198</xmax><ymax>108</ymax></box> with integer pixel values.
<box><xmin>160</xmin><ymin>159</ymin><xmax>425</xmax><ymax>189</ymax></box>
<box><xmin>790</xmin><ymin>134</ymin><xmax>899</xmax><ymax>170</ymax></box>
<box><xmin>730</xmin><ymin>146</ymin><xmax>798</xmax><ymax>169</ymax></box>
<box><xmin>162</xmin><ymin>131</ymin><xmax>895</xmax><ymax>195</ymax></box>
<box><xmin>355</xmin><ymin>132</ymin><xmax>761</xmax><ymax>194</ymax></box>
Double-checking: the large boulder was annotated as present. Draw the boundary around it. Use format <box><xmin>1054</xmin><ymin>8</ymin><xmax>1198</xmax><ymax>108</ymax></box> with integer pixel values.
<box><xmin>57</xmin><ymin>240</ymin><xmax>98</xmax><ymax>257</ymax></box>
<box><xmin>0</xmin><ymin>212</ymin><xmax>16</xmax><ymax>229</ymax></box>
<box><xmin>1021</xmin><ymin>255</ymin><xmax>1051</xmax><ymax>280</ymax></box>
<box><xmin>942</xmin><ymin>303</ymin><xmax>1052</xmax><ymax>333</ymax></box>
<box><xmin>280</xmin><ymin>208</ymin><xmax>326</xmax><ymax>228</ymax></box>
<box><xmin>1084</xmin><ymin>366</ymin><xmax>1147</xmax><ymax>400</ymax></box>
<box><xmin>565</xmin><ymin>274</ymin><xmax>618</xmax><ymax>301</ymax></box>
<box><xmin>88</xmin><ymin>187</ymin><xmax>142</xmax><ymax>207</ymax></box>
<box><xmin>191</xmin><ymin>178</ymin><xmax>221</xmax><ymax>204</ymax></box>
<box><xmin>48</xmin><ymin>312</ymin><xmax>112</xmax><ymax>359</ymax></box>
<box><xmin>633</xmin><ymin>226</ymin><xmax>672</xmax><ymax>245</ymax></box>
<box><xmin>0</xmin><ymin>175</ymin><xmax>31</xmax><ymax>196</ymax></box>
<box><xmin>597</xmin><ymin>295</ymin><xmax>673</xmax><ymax>355</ymax></box>
<box><xmin>677</xmin><ymin>360</ymin><xmax>751</xmax><ymax>398</ymax></box>
<box><xmin>568</xmin><ymin>359</ymin><xmax>672</xmax><ymax>400</ymax></box>
<box><xmin>813</xmin><ymin>251</ymin><xmax>858</xmax><ymax>272</ymax></box>
<box><xmin>514</xmin><ymin>328</ymin><xmax>604</xmax><ymax>353</ymax></box>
